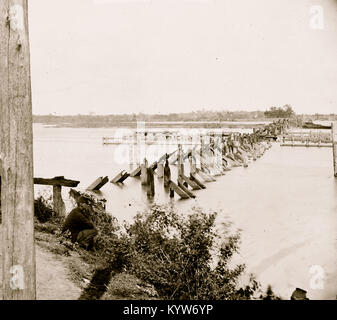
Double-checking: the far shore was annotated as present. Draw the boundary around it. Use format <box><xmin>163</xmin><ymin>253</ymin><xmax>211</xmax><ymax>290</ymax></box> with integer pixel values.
<box><xmin>33</xmin><ymin>120</ymin><xmax>272</xmax><ymax>129</ymax></box>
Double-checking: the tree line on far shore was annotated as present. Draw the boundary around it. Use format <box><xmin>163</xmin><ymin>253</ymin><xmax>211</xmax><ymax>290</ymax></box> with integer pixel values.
<box><xmin>32</xmin><ymin>105</ymin><xmax>337</xmax><ymax>126</ymax></box>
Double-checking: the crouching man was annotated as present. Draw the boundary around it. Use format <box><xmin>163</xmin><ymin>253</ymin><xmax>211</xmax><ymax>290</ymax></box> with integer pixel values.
<box><xmin>61</xmin><ymin>196</ymin><xmax>98</xmax><ymax>251</ymax></box>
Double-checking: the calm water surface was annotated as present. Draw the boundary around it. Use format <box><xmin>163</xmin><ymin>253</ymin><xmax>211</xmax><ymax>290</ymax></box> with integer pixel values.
<box><xmin>33</xmin><ymin>124</ymin><xmax>337</xmax><ymax>300</ymax></box>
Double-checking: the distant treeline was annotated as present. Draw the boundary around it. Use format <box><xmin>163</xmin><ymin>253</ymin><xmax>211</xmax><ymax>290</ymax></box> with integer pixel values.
<box><xmin>33</xmin><ymin>110</ymin><xmax>266</xmax><ymax>125</ymax></box>
<box><xmin>33</xmin><ymin>107</ymin><xmax>337</xmax><ymax>127</ymax></box>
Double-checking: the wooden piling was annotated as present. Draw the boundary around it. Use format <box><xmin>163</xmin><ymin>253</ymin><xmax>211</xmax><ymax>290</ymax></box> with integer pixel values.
<box><xmin>53</xmin><ymin>185</ymin><xmax>66</xmax><ymax>217</ymax></box>
<box><xmin>129</xmin><ymin>135</ymin><xmax>134</xmax><ymax>171</ymax></box>
<box><xmin>141</xmin><ymin>158</ymin><xmax>148</xmax><ymax>185</ymax></box>
<box><xmin>177</xmin><ymin>140</ymin><xmax>184</xmax><ymax>176</ymax></box>
<box><xmin>157</xmin><ymin>162</ymin><xmax>164</xmax><ymax>178</ymax></box>
<box><xmin>0</xmin><ymin>0</ymin><xmax>36</xmax><ymax>299</ymax></box>
<box><xmin>164</xmin><ymin>156</ymin><xmax>171</xmax><ymax>188</ymax></box>
<box><xmin>200</xmin><ymin>134</ymin><xmax>205</xmax><ymax>172</ymax></box>
<box><xmin>146</xmin><ymin>167</ymin><xmax>155</xmax><ymax>197</ymax></box>
<box><xmin>332</xmin><ymin>122</ymin><xmax>337</xmax><ymax>177</ymax></box>
<box><xmin>188</xmin><ymin>150</ymin><xmax>196</xmax><ymax>175</ymax></box>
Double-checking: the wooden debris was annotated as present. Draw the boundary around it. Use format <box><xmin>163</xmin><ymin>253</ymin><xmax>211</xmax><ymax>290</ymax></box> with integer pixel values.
<box><xmin>190</xmin><ymin>173</ymin><xmax>206</xmax><ymax>189</ymax></box>
<box><xmin>130</xmin><ymin>165</ymin><xmax>141</xmax><ymax>177</ymax></box>
<box><xmin>180</xmin><ymin>173</ymin><xmax>202</xmax><ymax>190</ymax></box>
<box><xmin>111</xmin><ymin>170</ymin><xmax>130</xmax><ymax>183</ymax></box>
<box><xmin>86</xmin><ymin>176</ymin><xmax>109</xmax><ymax>191</ymax></box>
<box><xmin>177</xmin><ymin>177</ymin><xmax>196</xmax><ymax>198</ymax></box>
<box><xmin>169</xmin><ymin>180</ymin><xmax>190</xmax><ymax>199</ymax></box>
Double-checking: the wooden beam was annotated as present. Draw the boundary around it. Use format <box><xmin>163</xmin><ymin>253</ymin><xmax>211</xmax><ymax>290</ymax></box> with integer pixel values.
<box><xmin>177</xmin><ymin>178</ymin><xmax>196</xmax><ymax>198</ymax></box>
<box><xmin>180</xmin><ymin>174</ymin><xmax>202</xmax><ymax>190</ymax></box>
<box><xmin>111</xmin><ymin>171</ymin><xmax>130</xmax><ymax>184</ymax></box>
<box><xmin>332</xmin><ymin>122</ymin><xmax>337</xmax><ymax>177</ymax></box>
<box><xmin>130</xmin><ymin>165</ymin><xmax>141</xmax><ymax>177</ymax></box>
<box><xmin>0</xmin><ymin>0</ymin><xmax>36</xmax><ymax>299</ymax></box>
<box><xmin>86</xmin><ymin>176</ymin><xmax>109</xmax><ymax>191</ymax></box>
<box><xmin>169</xmin><ymin>181</ymin><xmax>190</xmax><ymax>199</ymax></box>
<box><xmin>33</xmin><ymin>176</ymin><xmax>80</xmax><ymax>187</ymax></box>
<box><xmin>190</xmin><ymin>173</ymin><xmax>206</xmax><ymax>189</ymax></box>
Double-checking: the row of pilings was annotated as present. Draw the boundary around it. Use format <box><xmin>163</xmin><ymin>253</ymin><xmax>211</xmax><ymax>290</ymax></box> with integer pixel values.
<box><xmin>97</xmin><ymin>121</ymin><xmax>290</xmax><ymax>200</ymax></box>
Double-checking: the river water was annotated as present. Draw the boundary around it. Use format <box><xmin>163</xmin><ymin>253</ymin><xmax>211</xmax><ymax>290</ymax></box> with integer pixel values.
<box><xmin>33</xmin><ymin>123</ymin><xmax>337</xmax><ymax>300</ymax></box>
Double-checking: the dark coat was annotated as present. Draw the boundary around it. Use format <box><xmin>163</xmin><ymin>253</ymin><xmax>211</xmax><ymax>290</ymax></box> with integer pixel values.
<box><xmin>62</xmin><ymin>207</ymin><xmax>95</xmax><ymax>242</ymax></box>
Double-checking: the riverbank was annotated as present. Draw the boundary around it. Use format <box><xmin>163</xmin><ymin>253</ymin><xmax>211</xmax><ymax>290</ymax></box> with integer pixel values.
<box><xmin>30</xmin><ymin>193</ymin><xmax>279</xmax><ymax>301</ymax></box>
<box><xmin>33</xmin><ymin>221</ymin><xmax>158</xmax><ymax>300</ymax></box>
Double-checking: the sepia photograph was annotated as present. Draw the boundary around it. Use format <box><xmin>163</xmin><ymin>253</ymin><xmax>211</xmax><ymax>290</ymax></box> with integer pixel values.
<box><xmin>0</xmin><ymin>0</ymin><xmax>337</xmax><ymax>307</ymax></box>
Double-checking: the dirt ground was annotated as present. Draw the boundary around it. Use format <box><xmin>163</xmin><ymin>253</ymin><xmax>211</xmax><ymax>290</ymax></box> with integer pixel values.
<box><xmin>0</xmin><ymin>227</ymin><xmax>81</xmax><ymax>300</ymax></box>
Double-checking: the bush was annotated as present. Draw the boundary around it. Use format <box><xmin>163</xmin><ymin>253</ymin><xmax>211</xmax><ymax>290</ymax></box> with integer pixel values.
<box><xmin>34</xmin><ymin>196</ymin><xmax>54</xmax><ymax>223</ymax></box>
<box><xmin>124</xmin><ymin>204</ymin><xmax>260</xmax><ymax>300</ymax></box>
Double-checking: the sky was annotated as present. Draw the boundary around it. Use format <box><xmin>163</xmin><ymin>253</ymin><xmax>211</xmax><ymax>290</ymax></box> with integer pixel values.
<box><xmin>28</xmin><ymin>0</ymin><xmax>337</xmax><ymax>115</ymax></box>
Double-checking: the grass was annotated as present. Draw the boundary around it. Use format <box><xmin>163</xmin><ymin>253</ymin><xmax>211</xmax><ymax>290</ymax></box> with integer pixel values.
<box><xmin>33</xmin><ymin>195</ymin><xmax>157</xmax><ymax>300</ymax></box>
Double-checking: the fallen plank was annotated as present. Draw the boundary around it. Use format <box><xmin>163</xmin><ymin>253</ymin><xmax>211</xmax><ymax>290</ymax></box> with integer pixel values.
<box><xmin>111</xmin><ymin>170</ymin><xmax>130</xmax><ymax>183</ymax></box>
<box><xmin>86</xmin><ymin>176</ymin><xmax>109</xmax><ymax>191</ymax></box>
<box><xmin>190</xmin><ymin>174</ymin><xmax>206</xmax><ymax>189</ymax></box>
<box><xmin>130</xmin><ymin>165</ymin><xmax>141</xmax><ymax>177</ymax></box>
<box><xmin>180</xmin><ymin>174</ymin><xmax>202</xmax><ymax>190</ymax></box>
<box><xmin>177</xmin><ymin>178</ymin><xmax>196</xmax><ymax>198</ymax></box>
<box><xmin>169</xmin><ymin>180</ymin><xmax>190</xmax><ymax>199</ymax></box>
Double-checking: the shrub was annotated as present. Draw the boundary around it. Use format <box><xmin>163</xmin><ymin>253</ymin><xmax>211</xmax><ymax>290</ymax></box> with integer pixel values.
<box><xmin>124</xmin><ymin>204</ymin><xmax>260</xmax><ymax>300</ymax></box>
<box><xmin>34</xmin><ymin>196</ymin><xmax>54</xmax><ymax>223</ymax></box>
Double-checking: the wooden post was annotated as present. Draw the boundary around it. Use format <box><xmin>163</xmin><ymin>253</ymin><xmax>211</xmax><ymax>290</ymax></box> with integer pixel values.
<box><xmin>129</xmin><ymin>134</ymin><xmax>134</xmax><ymax>171</ymax></box>
<box><xmin>215</xmin><ymin>134</ymin><xmax>223</xmax><ymax>172</ymax></box>
<box><xmin>164</xmin><ymin>155</ymin><xmax>171</xmax><ymax>188</ymax></box>
<box><xmin>177</xmin><ymin>141</ymin><xmax>184</xmax><ymax>177</ymax></box>
<box><xmin>53</xmin><ymin>185</ymin><xmax>66</xmax><ymax>217</ymax></box>
<box><xmin>141</xmin><ymin>158</ymin><xmax>148</xmax><ymax>185</ymax></box>
<box><xmin>200</xmin><ymin>134</ymin><xmax>205</xmax><ymax>172</ymax></box>
<box><xmin>189</xmin><ymin>150</ymin><xmax>196</xmax><ymax>175</ymax></box>
<box><xmin>332</xmin><ymin>122</ymin><xmax>337</xmax><ymax>177</ymax></box>
<box><xmin>146</xmin><ymin>167</ymin><xmax>155</xmax><ymax>197</ymax></box>
<box><xmin>157</xmin><ymin>162</ymin><xmax>164</xmax><ymax>178</ymax></box>
<box><xmin>135</xmin><ymin>131</ymin><xmax>140</xmax><ymax>166</ymax></box>
<box><xmin>0</xmin><ymin>0</ymin><xmax>36</xmax><ymax>299</ymax></box>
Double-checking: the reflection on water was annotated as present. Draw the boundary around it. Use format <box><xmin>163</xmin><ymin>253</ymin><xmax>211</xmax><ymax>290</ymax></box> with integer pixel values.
<box><xmin>33</xmin><ymin>124</ymin><xmax>337</xmax><ymax>300</ymax></box>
